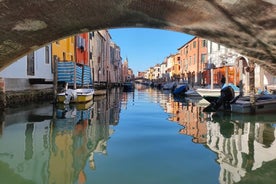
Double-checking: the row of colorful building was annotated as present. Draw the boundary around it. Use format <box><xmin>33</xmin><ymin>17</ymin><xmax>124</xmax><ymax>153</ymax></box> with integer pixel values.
<box><xmin>0</xmin><ymin>30</ymin><xmax>133</xmax><ymax>93</ymax></box>
<box><xmin>139</xmin><ymin>37</ymin><xmax>276</xmax><ymax>93</ymax></box>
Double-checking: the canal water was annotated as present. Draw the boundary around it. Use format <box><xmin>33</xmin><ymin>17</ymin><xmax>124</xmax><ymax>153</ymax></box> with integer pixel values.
<box><xmin>1</xmin><ymin>85</ymin><xmax>276</xmax><ymax>184</ymax></box>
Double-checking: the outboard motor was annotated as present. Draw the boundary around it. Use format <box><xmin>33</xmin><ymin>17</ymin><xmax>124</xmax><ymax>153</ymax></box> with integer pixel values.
<box><xmin>64</xmin><ymin>89</ymin><xmax>77</xmax><ymax>104</ymax></box>
<box><xmin>219</xmin><ymin>86</ymin><xmax>235</xmax><ymax>110</ymax></box>
<box><xmin>204</xmin><ymin>85</ymin><xmax>235</xmax><ymax>112</ymax></box>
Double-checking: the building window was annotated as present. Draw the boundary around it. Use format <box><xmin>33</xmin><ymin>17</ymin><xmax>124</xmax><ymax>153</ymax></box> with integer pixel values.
<box><xmin>202</xmin><ymin>40</ymin><xmax>207</xmax><ymax>47</ymax></box>
<box><xmin>89</xmin><ymin>32</ymin><xmax>94</xmax><ymax>39</ymax></box>
<box><xmin>63</xmin><ymin>52</ymin><xmax>66</xmax><ymax>61</ymax></box>
<box><xmin>194</xmin><ymin>54</ymin><xmax>196</xmax><ymax>64</ymax></box>
<box><xmin>201</xmin><ymin>54</ymin><xmax>206</xmax><ymax>63</ymax></box>
<box><xmin>27</xmin><ymin>52</ymin><xmax>35</xmax><ymax>76</ymax></box>
<box><xmin>193</xmin><ymin>41</ymin><xmax>196</xmax><ymax>48</ymax></box>
<box><xmin>45</xmin><ymin>46</ymin><xmax>49</xmax><ymax>64</ymax></box>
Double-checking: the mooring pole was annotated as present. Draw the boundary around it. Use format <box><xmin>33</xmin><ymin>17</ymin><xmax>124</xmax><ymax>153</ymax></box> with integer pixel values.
<box><xmin>0</xmin><ymin>77</ymin><xmax>6</xmax><ymax>109</ymax></box>
<box><xmin>53</xmin><ymin>56</ymin><xmax>58</xmax><ymax>103</ymax></box>
<box><xmin>248</xmin><ymin>60</ymin><xmax>255</xmax><ymax>114</ymax></box>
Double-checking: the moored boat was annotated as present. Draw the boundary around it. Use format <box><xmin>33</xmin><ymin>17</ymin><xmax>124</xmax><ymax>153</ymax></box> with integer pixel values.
<box><xmin>185</xmin><ymin>89</ymin><xmax>201</xmax><ymax>97</ymax></box>
<box><xmin>173</xmin><ymin>83</ymin><xmax>189</xmax><ymax>96</ymax></box>
<box><xmin>162</xmin><ymin>81</ymin><xmax>177</xmax><ymax>90</ymax></box>
<box><xmin>203</xmin><ymin>89</ymin><xmax>276</xmax><ymax>114</ymax></box>
<box><xmin>197</xmin><ymin>83</ymin><xmax>240</xmax><ymax>97</ymax></box>
<box><xmin>231</xmin><ymin>94</ymin><xmax>276</xmax><ymax>114</ymax></box>
<box><xmin>57</xmin><ymin>88</ymin><xmax>94</xmax><ymax>104</ymax></box>
<box><xmin>123</xmin><ymin>82</ymin><xmax>134</xmax><ymax>92</ymax></box>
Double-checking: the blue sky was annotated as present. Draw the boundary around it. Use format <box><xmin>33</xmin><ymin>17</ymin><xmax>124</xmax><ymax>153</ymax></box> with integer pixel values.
<box><xmin>109</xmin><ymin>28</ymin><xmax>194</xmax><ymax>75</ymax></box>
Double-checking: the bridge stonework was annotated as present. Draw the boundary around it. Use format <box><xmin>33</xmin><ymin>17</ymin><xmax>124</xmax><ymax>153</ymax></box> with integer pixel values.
<box><xmin>0</xmin><ymin>0</ymin><xmax>275</xmax><ymax>74</ymax></box>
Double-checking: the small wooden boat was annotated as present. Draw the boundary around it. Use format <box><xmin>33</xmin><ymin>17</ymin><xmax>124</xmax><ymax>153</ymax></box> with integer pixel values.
<box><xmin>57</xmin><ymin>88</ymin><xmax>94</xmax><ymax>104</ymax></box>
<box><xmin>231</xmin><ymin>95</ymin><xmax>276</xmax><ymax>114</ymax></box>
<box><xmin>173</xmin><ymin>83</ymin><xmax>189</xmax><ymax>96</ymax></box>
<box><xmin>197</xmin><ymin>84</ymin><xmax>240</xmax><ymax>97</ymax></box>
<box><xmin>162</xmin><ymin>81</ymin><xmax>177</xmax><ymax>90</ymax></box>
<box><xmin>123</xmin><ymin>82</ymin><xmax>134</xmax><ymax>92</ymax></box>
<box><xmin>185</xmin><ymin>89</ymin><xmax>201</xmax><ymax>97</ymax></box>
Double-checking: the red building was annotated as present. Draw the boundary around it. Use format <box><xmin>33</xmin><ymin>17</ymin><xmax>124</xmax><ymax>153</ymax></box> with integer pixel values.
<box><xmin>75</xmin><ymin>33</ymin><xmax>89</xmax><ymax>66</ymax></box>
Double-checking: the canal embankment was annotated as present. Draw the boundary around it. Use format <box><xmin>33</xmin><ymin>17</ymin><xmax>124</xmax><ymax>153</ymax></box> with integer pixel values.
<box><xmin>0</xmin><ymin>81</ymin><xmax>119</xmax><ymax>109</ymax></box>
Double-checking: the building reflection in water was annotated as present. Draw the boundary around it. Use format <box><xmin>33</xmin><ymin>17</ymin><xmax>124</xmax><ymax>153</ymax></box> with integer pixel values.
<box><xmin>1</xmin><ymin>87</ymin><xmax>276</xmax><ymax>184</ymax></box>
<box><xmin>49</xmin><ymin>88</ymin><xmax>122</xmax><ymax>184</ymax></box>
<box><xmin>207</xmin><ymin>112</ymin><xmax>276</xmax><ymax>184</ymax></box>
<box><xmin>0</xmin><ymin>88</ymin><xmax>122</xmax><ymax>184</ymax></box>
<box><xmin>164</xmin><ymin>93</ymin><xmax>276</xmax><ymax>184</ymax></box>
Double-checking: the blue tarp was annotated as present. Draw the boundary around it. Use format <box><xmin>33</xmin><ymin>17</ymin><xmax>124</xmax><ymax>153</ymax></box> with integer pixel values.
<box><xmin>57</xmin><ymin>61</ymin><xmax>92</xmax><ymax>86</ymax></box>
<box><xmin>222</xmin><ymin>83</ymin><xmax>240</xmax><ymax>92</ymax></box>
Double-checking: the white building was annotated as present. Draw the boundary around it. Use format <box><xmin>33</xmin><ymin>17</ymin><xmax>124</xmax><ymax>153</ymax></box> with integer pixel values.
<box><xmin>207</xmin><ymin>40</ymin><xmax>276</xmax><ymax>93</ymax></box>
<box><xmin>153</xmin><ymin>64</ymin><xmax>161</xmax><ymax>80</ymax></box>
<box><xmin>166</xmin><ymin>55</ymin><xmax>174</xmax><ymax>80</ymax></box>
<box><xmin>0</xmin><ymin>45</ymin><xmax>52</xmax><ymax>91</ymax></box>
<box><xmin>160</xmin><ymin>60</ymin><xmax>167</xmax><ymax>80</ymax></box>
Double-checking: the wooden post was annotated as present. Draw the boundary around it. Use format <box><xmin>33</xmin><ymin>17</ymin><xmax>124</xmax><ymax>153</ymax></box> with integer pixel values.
<box><xmin>239</xmin><ymin>59</ymin><xmax>244</xmax><ymax>96</ymax></box>
<box><xmin>53</xmin><ymin>56</ymin><xmax>58</xmax><ymax>103</ymax></box>
<box><xmin>248</xmin><ymin>60</ymin><xmax>255</xmax><ymax>114</ymax></box>
<box><xmin>210</xmin><ymin>68</ymin><xmax>214</xmax><ymax>89</ymax></box>
<box><xmin>74</xmin><ymin>62</ymin><xmax>77</xmax><ymax>89</ymax></box>
<box><xmin>260</xmin><ymin>66</ymin><xmax>264</xmax><ymax>90</ymax></box>
<box><xmin>0</xmin><ymin>77</ymin><xmax>6</xmax><ymax>109</ymax></box>
<box><xmin>225</xmin><ymin>66</ymin><xmax>229</xmax><ymax>85</ymax></box>
<box><xmin>234</xmin><ymin>66</ymin><xmax>237</xmax><ymax>86</ymax></box>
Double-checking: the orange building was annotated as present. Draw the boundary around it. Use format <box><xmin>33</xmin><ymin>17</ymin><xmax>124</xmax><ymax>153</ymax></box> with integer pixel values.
<box><xmin>178</xmin><ymin>37</ymin><xmax>208</xmax><ymax>86</ymax></box>
<box><xmin>169</xmin><ymin>101</ymin><xmax>207</xmax><ymax>144</ymax></box>
<box><xmin>172</xmin><ymin>53</ymin><xmax>181</xmax><ymax>78</ymax></box>
<box><xmin>75</xmin><ymin>33</ymin><xmax>89</xmax><ymax>66</ymax></box>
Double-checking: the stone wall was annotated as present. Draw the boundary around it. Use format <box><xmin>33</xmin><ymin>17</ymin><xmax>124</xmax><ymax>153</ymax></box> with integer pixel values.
<box><xmin>5</xmin><ymin>88</ymin><xmax>53</xmax><ymax>108</ymax></box>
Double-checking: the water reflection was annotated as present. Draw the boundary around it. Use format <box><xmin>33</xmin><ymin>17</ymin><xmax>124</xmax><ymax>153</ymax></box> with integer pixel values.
<box><xmin>0</xmin><ymin>88</ymin><xmax>122</xmax><ymax>184</ymax></box>
<box><xmin>164</xmin><ymin>94</ymin><xmax>276</xmax><ymax>184</ymax></box>
<box><xmin>0</xmin><ymin>87</ymin><xmax>276</xmax><ymax>183</ymax></box>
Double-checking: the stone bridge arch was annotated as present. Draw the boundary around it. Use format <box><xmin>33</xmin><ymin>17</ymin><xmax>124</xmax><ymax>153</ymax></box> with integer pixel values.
<box><xmin>0</xmin><ymin>0</ymin><xmax>275</xmax><ymax>74</ymax></box>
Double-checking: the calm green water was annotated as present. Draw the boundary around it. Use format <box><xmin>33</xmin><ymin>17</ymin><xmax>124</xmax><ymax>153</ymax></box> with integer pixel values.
<box><xmin>1</xmin><ymin>86</ymin><xmax>276</xmax><ymax>184</ymax></box>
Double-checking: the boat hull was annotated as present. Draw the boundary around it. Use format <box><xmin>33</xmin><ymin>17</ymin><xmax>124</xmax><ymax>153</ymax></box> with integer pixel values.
<box><xmin>231</xmin><ymin>98</ymin><xmax>276</xmax><ymax>114</ymax></box>
<box><xmin>197</xmin><ymin>88</ymin><xmax>240</xmax><ymax>97</ymax></box>
<box><xmin>123</xmin><ymin>82</ymin><xmax>134</xmax><ymax>92</ymax></box>
<box><xmin>57</xmin><ymin>88</ymin><xmax>94</xmax><ymax>103</ymax></box>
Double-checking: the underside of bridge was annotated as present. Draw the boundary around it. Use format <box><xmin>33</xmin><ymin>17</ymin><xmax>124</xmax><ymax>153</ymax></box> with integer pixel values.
<box><xmin>0</xmin><ymin>0</ymin><xmax>275</xmax><ymax>74</ymax></box>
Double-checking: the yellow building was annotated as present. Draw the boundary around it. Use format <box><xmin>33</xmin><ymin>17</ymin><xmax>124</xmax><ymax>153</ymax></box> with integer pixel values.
<box><xmin>52</xmin><ymin>36</ymin><xmax>75</xmax><ymax>62</ymax></box>
<box><xmin>172</xmin><ymin>53</ymin><xmax>181</xmax><ymax>77</ymax></box>
<box><xmin>149</xmin><ymin>67</ymin><xmax>154</xmax><ymax>80</ymax></box>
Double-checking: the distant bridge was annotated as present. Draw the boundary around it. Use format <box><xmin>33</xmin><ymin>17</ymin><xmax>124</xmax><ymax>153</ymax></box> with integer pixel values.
<box><xmin>0</xmin><ymin>1</ymin><xmax>275</xmax><ymax>74</ymax></box>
